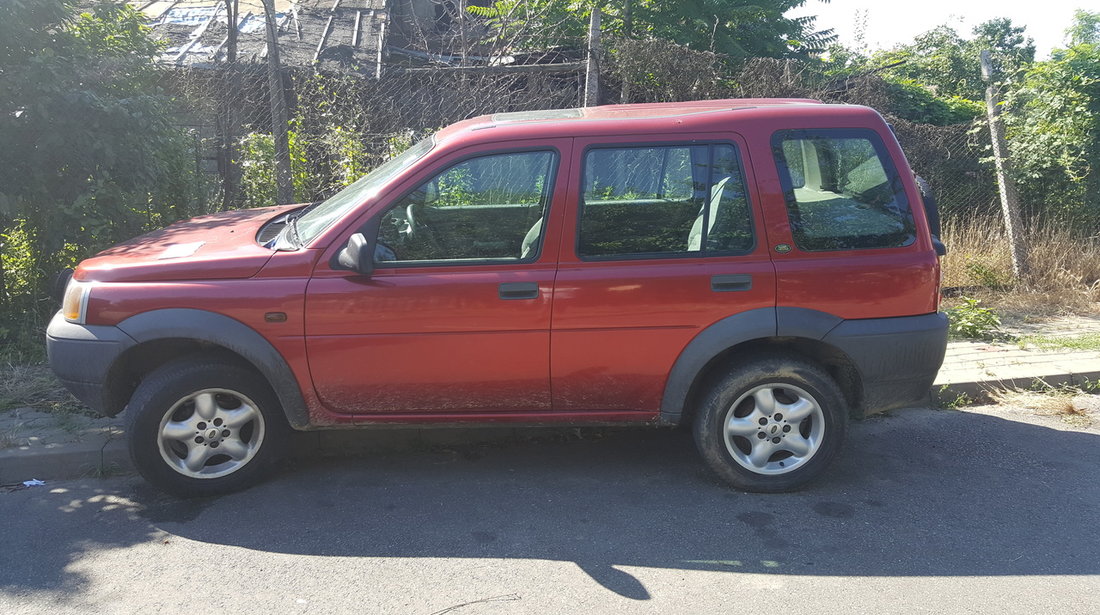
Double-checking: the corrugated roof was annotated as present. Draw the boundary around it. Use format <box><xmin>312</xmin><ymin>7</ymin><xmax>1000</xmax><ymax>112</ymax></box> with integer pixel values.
<box><xmin>132</xmin><ymin>0</ymin><xmax>388</xmax><ymax>74</ymax></box>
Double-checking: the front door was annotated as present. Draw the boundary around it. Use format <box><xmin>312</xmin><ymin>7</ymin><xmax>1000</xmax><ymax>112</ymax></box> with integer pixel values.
<box><xmin>305</xmin><ymin>141</ymin><xmax>571</xmax><ymax>415</ymax></box>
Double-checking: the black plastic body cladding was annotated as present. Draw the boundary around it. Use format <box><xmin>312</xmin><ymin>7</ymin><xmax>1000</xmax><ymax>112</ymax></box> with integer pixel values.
<box><xmin>659</xmin><ymin>307</ymin><xmax>777</xmax><ymax>424</ymax></box>
<box><xmin>659</xmin><ymin>308</ymin><xmax>948</xmax><ymax>424</ymax></box>
<box><xmin>115</xmin><ymin>309</ymin><xmax>311</xmax><ymax>428</ymax></box>
<box><xmin>46</xmin><ymin>309</ymin><xmax>311</xmax><ymax>429</ymax></box>
<box><xmin>823</xmin><ymin>312</ymin><xmax>948</xmax><ymax>415</ymax></box>
<box><xmin>46</xmin><ymin>312</ymin><xmax>137</xmax><ymax>414</ymax></box>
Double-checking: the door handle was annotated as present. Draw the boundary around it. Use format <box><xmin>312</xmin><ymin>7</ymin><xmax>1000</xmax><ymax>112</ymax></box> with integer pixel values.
<box><xmin>499</xmin><ymin>282</ymin><xmax>540</xmax><ymax>300</ymax></box>
<box><xmin>711</xmin><ymin>274</ymin><xmax>752</xmax><ymax>292</ymax></box>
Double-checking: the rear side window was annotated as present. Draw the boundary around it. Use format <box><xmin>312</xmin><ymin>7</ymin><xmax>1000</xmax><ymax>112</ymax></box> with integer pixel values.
<box><xmin>579</xmin><ymin>143</ymin><xmax>753</xmax><ymax>258</ymax></box>
<box><xmin>773</xmin><ymin>129</ymin><xmax>914</xmax><ymax>251</ymax></box>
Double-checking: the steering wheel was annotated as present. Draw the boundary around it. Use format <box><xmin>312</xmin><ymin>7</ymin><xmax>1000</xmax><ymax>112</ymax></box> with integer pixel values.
<box><xmin>404</xmin><ymin>202</ymin><xmax>443</xmax><ymax>257</ymax></box>
<box><xmin>405</xmin><ymin>203</ymin><xmax>424</xmax><ymax>238</ymax></box>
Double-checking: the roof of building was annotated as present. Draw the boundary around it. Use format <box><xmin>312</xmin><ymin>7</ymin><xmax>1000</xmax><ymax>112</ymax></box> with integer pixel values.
<box><xmin>133</xmin><ymin>0</ymin><xmax>387</xmax><ymax>73</ymax></box>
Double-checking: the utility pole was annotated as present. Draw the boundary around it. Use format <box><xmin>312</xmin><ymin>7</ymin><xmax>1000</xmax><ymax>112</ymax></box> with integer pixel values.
<box><xmin>261</xmin><ymin>0</ymin><xmax>294</xmax><ymax>204</ymax></box>
<box><xmin>980</xmin><ymin>50</ymin><xmax>1028</xmax><ymax>278</ymax></box>
<box><xmin>220</xmin><ymin>0</ymin><xmax>241</xmax><ymax>211</ymax></box>
<box><xmin>584</xmin><ymin>6</ymin><xmax>601</xmax><ymax>107</ymax></box>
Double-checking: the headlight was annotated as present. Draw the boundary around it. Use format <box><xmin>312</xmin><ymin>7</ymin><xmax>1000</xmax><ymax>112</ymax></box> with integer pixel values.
<box><xmin>62</xmin><ymin>280</ymin><xmax>91</xmax><ymax>324</ymax></box>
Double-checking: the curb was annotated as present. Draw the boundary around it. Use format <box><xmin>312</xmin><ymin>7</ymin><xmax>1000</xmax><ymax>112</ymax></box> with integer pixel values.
<box><xmin>0</xmin><ymin>434</ymin><xmax>130</xmax><ymax>484</ymax></box>
<box><xmin>934</xmin><ymin>370</ymin><xmax>1100</xmax><ymax>404</ymax></box>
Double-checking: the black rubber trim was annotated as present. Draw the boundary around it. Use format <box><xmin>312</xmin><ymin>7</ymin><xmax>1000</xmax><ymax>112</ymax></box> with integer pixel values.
<box><xmin>116</xmin><ymin>309</ymin><xmax>311</xmax><ymax>429</ymax></box>
<box><xmin>658</xmin><ymin>307</ymin><xmax>776</xmax><ymax>424</ymax></box>
<box><xmin>776</xmin><ymin>307</ymin><xmax>843</xmax><ymax>339</ymax></box>
<box><xmin>822</xmin><ymin>312</ymin><xmax>948</xmax><ymax>413</ymax></box>
<box><xmin>46</xmin><ymin>311</ymin><xmax>137</xmax><ymax>415</ymax></box>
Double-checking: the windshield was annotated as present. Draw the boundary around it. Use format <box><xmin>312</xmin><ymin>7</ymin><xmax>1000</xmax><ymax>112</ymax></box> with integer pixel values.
<box><xmin>287</xmin><ymin>136</ymin><xmax>434</xmax><ymax>247</ymax></box>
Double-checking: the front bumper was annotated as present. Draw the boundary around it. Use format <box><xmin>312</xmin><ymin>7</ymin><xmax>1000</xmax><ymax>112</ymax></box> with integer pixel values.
<box><xmin>823</xmin><ymin>312</ymin><xmax>949</xmax><ymax>416</ymax></box>
<box><xmin>46</xmin><ymin>311</ymin><xmax>136</xmax><ymax>416</ymax></box>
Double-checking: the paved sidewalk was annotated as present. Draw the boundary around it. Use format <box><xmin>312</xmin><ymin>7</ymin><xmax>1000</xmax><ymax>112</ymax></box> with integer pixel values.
<box><xmin>4</xmin><ymin>315</ymin><xmax>1100</xmax><ymax>485</ymax></box>
<box><xmin>934</xmin><ymin>315</ymin><xmax>1100</xmax><ymax>401</ymax></box>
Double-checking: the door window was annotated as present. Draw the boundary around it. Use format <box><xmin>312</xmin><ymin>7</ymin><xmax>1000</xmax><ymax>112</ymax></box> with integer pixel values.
<box><xmin>578</xmin><ymin>144</ymin><xmax>754</xmax><ymax>258</ymax></box>
<box><xmin>375</xmin><ymin>150</ymin><xmax>557</xmax><ymax>264</ymax></box>
<box><xmin>772</xmin><ymin>129</ymin><xmax>915</xmax><ymax>251</ymax></box>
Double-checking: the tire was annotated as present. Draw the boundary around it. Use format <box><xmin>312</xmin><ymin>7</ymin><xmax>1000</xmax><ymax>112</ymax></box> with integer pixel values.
<box><xmin>693</xmin><ymin>355</ymin><xmax>847</xmax><ymax>493</ymax></box>
<box><xmin>125</xmin><ymin>358</ymin><xmax>289</xmax><ymax>497</ymax></box>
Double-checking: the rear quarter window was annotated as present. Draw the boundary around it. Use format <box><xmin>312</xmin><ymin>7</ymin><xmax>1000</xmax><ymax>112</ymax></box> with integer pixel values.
<box><xmin>772</xmin><ymin>129</ymin><xmax>915</xmax><ymax>251</ymax></box>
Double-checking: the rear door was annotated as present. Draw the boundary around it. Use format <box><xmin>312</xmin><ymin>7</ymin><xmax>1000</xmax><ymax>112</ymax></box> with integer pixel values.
<box><xmin>305</xmin><ymin>140</ymin><xmax>571</xmax><ymax>415</ymax></box>
<box><xmin>761</xmin><ymin>128</ymin><xmax>940</xmax><ymax>319</ymax></box>
<box><xmin>549</xmin><ymin>134</ymin><xmax>776</xmax><ymax>414</ymax></box>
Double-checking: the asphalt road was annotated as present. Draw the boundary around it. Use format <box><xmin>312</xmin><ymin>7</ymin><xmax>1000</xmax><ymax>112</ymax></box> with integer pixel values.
<box><xmin>1</xmin><ymin>405</ymin><xmax>1098</xmax><ymax>614</ymax></box>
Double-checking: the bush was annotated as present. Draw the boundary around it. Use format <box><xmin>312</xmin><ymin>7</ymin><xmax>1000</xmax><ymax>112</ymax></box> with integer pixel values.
<box><xmin>946</xmin><ymin>297</ymin><xmax>1002</xmax><ymax>339</ymax></box>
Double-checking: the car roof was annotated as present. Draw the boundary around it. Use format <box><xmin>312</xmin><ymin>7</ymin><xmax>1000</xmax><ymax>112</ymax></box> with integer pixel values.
<box><xmin>433</xmin><ymin>99</ymin><xmax>885</xmax><ymax>146</ymax></box>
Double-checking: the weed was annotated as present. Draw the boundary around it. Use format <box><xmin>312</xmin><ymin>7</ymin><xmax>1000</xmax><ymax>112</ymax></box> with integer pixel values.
<box><xmin>945</xmin><ymin>297</ymin><xmax>1002</xmax><ymax>340</ymax></box>
<box><xmin>936</xmin><ymin>386</ymin><xmax>974</xmax><ymax>409</ymax></box>
<box><xmin>0</xmin><ymin>422</ymin><xmax>27</xmax><ymax>449</ymax></box>
<box><xmin>81</xmin><ymin>461</ymin><xmax>125</xmax><ymax>479</ymax></box>
<box><xmin>965</xmin><ymin>260</ymin><xmax>1013</xmax><ymax>291</ymax></box>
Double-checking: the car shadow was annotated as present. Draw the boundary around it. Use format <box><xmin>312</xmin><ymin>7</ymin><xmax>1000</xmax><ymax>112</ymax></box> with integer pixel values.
<box><xmin>2</xmin><ymin>407</ymin><xmax>1098</xmax><ymax>600</ymax></box>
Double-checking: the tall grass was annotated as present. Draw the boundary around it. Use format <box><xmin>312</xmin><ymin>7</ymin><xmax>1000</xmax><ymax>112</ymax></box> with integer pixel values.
<box><xmin>941</xmin><ymin>217</ymin><xmax>1100</xmax><ymax>318</ymax></box>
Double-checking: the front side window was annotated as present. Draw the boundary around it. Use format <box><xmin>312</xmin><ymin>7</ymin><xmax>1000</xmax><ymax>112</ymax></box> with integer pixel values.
<box><xmin>374</xmin><ymin>150</ymin><xmax>556</xmax><ymax>264</ymax></box>
<box><xmin>290</xmin><ymin>137</ymin><xmax>434</xmax><ymax>247</ymax></box>
<box><xmin>578</xmin><ymin>143</ymin><xmax>753</xmax><ymax>258</ymax></box>
<box><xmin>773</xmin><ymin>129</ymin><xmax>914</xmax><ymax>251</ymax></box>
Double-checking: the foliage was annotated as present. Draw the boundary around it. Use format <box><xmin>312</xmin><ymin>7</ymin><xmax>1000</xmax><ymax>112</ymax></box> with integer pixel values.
<box><xmin>1066</xmin><ymin>9</ymin><xmax>1100</xmax><ymax>47</ymax></box>
<box><xmin>0</xmin><ymin>0</ymin><xmax>200</xmax><ymax>321</ymax></box>
<box><xmin>467</xmin><ymin>0</ymin><xmax>835</xmax><ymax>62</ymax></box>
<box><xmin>879</xmin><ymin>79</ymin><xmax>984</xmax><ymax>125</ymax></box>
<box><xmin>945</xmin><ymin>297</ymin><xmax>1002</xmax><ymax>339</ymax></box>
<box><xmin>965</xmin><ymin>259</ymin><xmax>1013</xmax><ymax>290</ymax></box>
<box><xmin>867</xmin><ymin>19</ymin><xmax>1035</xmax><ymax>101</ymax></box>
<box><xmin>608</xmin><ymin>36</ymin><xmax>733</xmax><ymax>102</ymax></box>
<box><xmin>1004</xmin><ymin>20</ymin><xmax>1100</xmax><ymax>224</ymax></box>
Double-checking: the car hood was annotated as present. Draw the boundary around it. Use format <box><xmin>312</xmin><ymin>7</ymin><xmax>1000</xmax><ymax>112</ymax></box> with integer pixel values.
<box><xmin>75</xmin><ymin>205</ymin><xmax>302</xmax><ymax>283</ymax></box>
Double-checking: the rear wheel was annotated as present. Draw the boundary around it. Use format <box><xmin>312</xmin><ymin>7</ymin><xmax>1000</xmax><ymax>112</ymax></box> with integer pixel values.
<box><xmin>693</xmin><ymin>355</ymin><xmax>847</xmax><ymax>492</ymax></box>
<box><xmin>126</xmin><ymin>359</ymin><xmax>288</xmax><ymax>497</ymax></box>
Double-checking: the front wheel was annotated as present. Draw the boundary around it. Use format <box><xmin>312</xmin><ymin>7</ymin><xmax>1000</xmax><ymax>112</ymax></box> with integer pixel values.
<box><xmin>126</xmin><ymin>359</ymin><xmax>288</xmax><ymax>497</ymax></box>
<box><xmin>693</xmin><ymin>355</ymin><xmax>847</xmax><ymax>492</ymax></box>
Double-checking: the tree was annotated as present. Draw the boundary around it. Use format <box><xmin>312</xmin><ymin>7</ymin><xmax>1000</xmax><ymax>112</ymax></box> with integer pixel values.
<box><xmin>0</xmin><ymin>1</ymin><xmax>197</xmax><ymax>311</ymax></box>
<box><xmin>869</xmin><ymin>18</ymin><xmax>1034</xmax><ymax>101</ymax></box>
<box><xmin>1065</xmin><ymin>9</ymin><xmax>1100</xmax><ymax>46</ymax></box>
<box><xmin>467</xmin><ymin>0</ymin><xmax>835</xmax><ymax>62</ymax></box>
<box><xmin>1004</xmin><ymin>13</ymin><xmax>1100</xmax><ymax>222</ymax></box>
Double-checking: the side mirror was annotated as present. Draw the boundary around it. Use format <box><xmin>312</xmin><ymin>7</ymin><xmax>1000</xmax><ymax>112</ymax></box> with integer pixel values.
<box><xmin>336</xmin><ymin>233</ymin><xmax>374</xmax><ymax>276</ymax></box>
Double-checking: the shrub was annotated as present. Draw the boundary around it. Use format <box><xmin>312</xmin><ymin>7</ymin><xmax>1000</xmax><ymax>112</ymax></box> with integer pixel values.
<box><xmin>945</xmin><ymin>297</ymin><xmax>1002</xmax><ymax>339</ymax></box>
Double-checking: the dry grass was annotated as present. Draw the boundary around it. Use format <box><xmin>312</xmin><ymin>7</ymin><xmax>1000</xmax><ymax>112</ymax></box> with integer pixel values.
<box><xmin>941</xmin><ymin>217</ymin><xmax>1100</xmax><ymax>320</ymax></box>
<box><xmin>0</xmin><ymin>364</ymin><xmax>80</xmax><ymax>413</ymax></box>
<box><xmin>988</xmin><ymin>385</ymin><xmax>1096</xmax><ymax>428</ymax></box>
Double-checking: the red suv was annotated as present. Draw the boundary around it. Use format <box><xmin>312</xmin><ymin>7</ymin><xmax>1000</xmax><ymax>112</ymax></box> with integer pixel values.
<box><xmin>47</xmin><ymin>99</ymin><xmax>947</xmax><ymax>496</ymax></box>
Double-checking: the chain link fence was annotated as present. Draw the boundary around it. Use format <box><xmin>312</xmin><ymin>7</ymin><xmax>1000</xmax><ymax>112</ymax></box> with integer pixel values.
<box><xmin>158</xmin><ymin>49</ymin><xmax>999</xmax><ymax>222</ymax></box>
